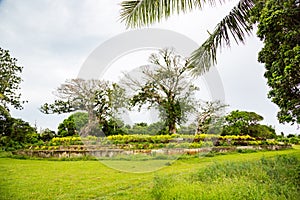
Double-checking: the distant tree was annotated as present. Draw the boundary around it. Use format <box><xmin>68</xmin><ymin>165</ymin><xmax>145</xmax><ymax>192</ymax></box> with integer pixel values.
<box><xmin>0</xmin><ymin>105</ymin><xmax>11</xmax><ymax>136</ymax></box>
<box><xmin>0</xmin><ymin>117</ymin><xmax>38</xmax><ymax>149</ymax></box>
<box><xmin>39</xmin><ymin>128</ymin><xmax>55</xmax><ymax>142</ymax></box>
<box><xmin>0</xmin><ymin>47</ymin><xmax>26</xmax><ymax>112</ymax></box>
<box><xmin>287</xmin><ymin>134</ymin><xmax>296</xmax><ymax>138</ymax></box>
<box><xmin>134</xmin><ymin>122</ymin><xmax>148</xmax><ymax>127</ymax></box>
<box><xmin>195</xmin><ymin>101</ymin><xmax>227</xmax><ymax>134</ymax></box>
<box><xmin>126</xmin><ymin>122</ymin><xmax>148</xmax><ymax>135</ymax></box>
<box><xmin>178</xmin><ymin>123</ymin><xmax>197</xmax><ymax>135</ymax></box>
<box><xmin>69</xmin><ymin>112</ymin><xmax>88</xmax><ymax>133</ymax></box>
<box><xmin>57</xmin><ymin>116</ymin><xmax>77</xmax><ymax>137</ymax></box>
<box><xmin>41</xmin><ymin>79</ymin><xmax>126</xmax><ymax>136</ymax></box>
<box><xmin>123</xmin><ymin>48</ymin><xmax>198</xmax><ymax>134</ymax></box>
<box><xmin>221</xmin><ymin>110</ymin><xmax>276</xmax><ymax>138</ymax></box>
<box><xmin>122</xmin><ymin>121</ymin><xmax>166</xmax><ymax>135</ymax></box>
<box><xmin>147</xmin><ymin>121</ymin><xmax>166</xmax><ymax>135</ymax></box>
<box><xmin>102</xmin><ymin>118</ymin><xmax>126</xmax><ymax>136</ymax></box>
<box><xmin>11</xmin><ymin>119</ymin><xmax>36</xmax><ymax>141</ymax></box>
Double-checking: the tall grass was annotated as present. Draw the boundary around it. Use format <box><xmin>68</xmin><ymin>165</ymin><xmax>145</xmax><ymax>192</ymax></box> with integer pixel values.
<box><xmin>152</xmin><ymin>155</ymin><xmax>300</xmax><ymax>200</ymax></box>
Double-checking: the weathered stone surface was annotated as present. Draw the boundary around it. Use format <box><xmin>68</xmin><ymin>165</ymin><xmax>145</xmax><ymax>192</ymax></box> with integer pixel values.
<box><xmin>13</xmin><ymin>145</ymin><xmax>292</xmax><ymax>158</ymax></box>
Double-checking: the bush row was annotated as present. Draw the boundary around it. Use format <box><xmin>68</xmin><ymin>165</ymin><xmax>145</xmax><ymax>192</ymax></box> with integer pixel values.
<box><xmin>24</xmin><ymin>134</ymin><xmax>288</xmax><ymax>150</ymax></box>
<box><xmin>107</xmin><ymin>134</ymin><xmax>261</xmax><ymax>145</ymax></box>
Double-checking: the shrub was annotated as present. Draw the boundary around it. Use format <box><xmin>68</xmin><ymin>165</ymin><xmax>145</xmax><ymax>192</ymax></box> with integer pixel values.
<box><xmin>289</xmin><ymin>137</ymin><xmax>300</xmax><ymax>144</ymax></box>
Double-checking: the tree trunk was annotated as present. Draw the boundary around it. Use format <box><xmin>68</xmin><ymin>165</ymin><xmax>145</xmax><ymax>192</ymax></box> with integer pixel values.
<box><xmin>168</xmin><ymin>122</ymin><xmax>176</xmax><ymax>134</ymax></box>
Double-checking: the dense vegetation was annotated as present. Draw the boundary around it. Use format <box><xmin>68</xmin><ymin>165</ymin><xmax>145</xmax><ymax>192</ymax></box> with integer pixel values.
<box><xmin>2</xmin><ymin>109</ymin><xmax>300</xmax><ymax>151</ymax></box>
<box><xmin>1</xmin><ymin>47</ymin><xmax>299</xmax><ymax>152</ymax></box>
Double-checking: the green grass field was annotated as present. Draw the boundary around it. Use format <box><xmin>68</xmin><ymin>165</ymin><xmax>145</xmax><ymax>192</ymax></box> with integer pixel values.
<box><xmin>0</xmin><ymin>147</ymin><xmax>299</xmax><ymax>200</ymax></box>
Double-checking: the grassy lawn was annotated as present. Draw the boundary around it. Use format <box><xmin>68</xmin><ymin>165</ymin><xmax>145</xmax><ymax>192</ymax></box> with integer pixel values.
<box><xmin>0</xmin><ymin>147</ymin><xmax>299</xmax><ymax>199</ymax></box>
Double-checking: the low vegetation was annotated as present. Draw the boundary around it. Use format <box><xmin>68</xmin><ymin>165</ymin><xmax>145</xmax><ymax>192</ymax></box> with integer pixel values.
<box><xmin>152</xmin><ymin>154</ymin><xmax>300</xmax><ymax>200</ymax></box>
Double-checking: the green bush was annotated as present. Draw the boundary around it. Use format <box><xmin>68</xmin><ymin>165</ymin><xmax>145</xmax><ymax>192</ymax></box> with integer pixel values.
<box><xmin>289</xmin><ymin>137</ymin><xmax>300</xmax><ymax>144</ymax></box>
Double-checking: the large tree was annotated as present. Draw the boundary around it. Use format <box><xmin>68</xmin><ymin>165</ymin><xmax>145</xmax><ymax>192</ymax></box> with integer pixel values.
<box><xmin>0</xmin><ymin>47</ymin><xmax>26</xmax><ymax>112</ymax></box>
<box><xmin>41</xmin><ymin>79</ymin><xmax>126</xmax><ymax>136</ymax></box>
<box><xmin>119</xmin><ymin>0</ymin><xmax>300</xmax><ymax>125</ymax></box>
<box><xmin>222</xmin><ymin>110</ymin><xmax>263</xmax><ymax>135</ymax></box>
<box><xmin>123</xmin><ymin>48</ymin><xmax>198</xmax><ymax>134</ymax></box>
<box><xmin>222</xmin><ymin>110</ymin><xmax>276</xmax><ymax>138</ymax></box>
<box><xmin>252</xmin><ymin>0</ymin><xmax>300</xmax><ymax>124</ymax></box>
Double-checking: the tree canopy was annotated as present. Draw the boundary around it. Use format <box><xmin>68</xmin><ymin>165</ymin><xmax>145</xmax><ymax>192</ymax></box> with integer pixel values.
<box><xmin>221</xmin><ymin>110</ymin><xmax>276</xmax><ymax>138</ymax></box>
<box><xmin>41</xmin><ymin>79</ymin><xmax>126</xmax><ymax>136</ymax></box>
<box><xmin>252</xmin><ymin>0</ymin><xmax>300</xmax><ymax>124</ymax></box>
<box><xmin>123</xmin><ymin>48</ymin><xmax>198</xmax><ymax>134</ymax></box>
<box><xmin>0</xmin><ymin>47</ymin><xmax>26</xmax><ymax>112</ymax></box>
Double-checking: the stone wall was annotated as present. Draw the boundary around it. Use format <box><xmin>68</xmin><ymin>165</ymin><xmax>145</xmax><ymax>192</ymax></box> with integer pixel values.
<box><xmin>13</xmin><ymin>144</ymin><xmax>292</xmax><ymax>158</ymax></box>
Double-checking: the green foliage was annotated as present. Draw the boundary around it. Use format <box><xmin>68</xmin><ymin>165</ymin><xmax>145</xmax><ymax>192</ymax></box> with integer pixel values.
<box><xmin>126</xmin><ymin>48</ymin><xmax>198</xmax><ymax>134</ymax></box>
<box><xmin>105</xmin><ymin>133</ymin><xmax>283</xmax><ymax>149</ymax></box>
<box><xmin>178</xmin><ymin>123</ymin><xmax>197</xmax><ymax>134</ymax></box>
<box><xmin>0</xmin><ymin>47</ymin><xmax>26</xmax><ymax>111</ymax></box>
<box><xmin>122</xmin><ymin>121</ymin><xmax>167</xmax><ymax>135</ymax></box>
<box><xmin>281</xmin><ymin>134</ymin><xmax>300</xmax><ymax>145</ymax></box>
<box><xmin>289</xmin><ymin>137</ymin><xmax>300</xmax><ymax>145</ymax></box>
<box><xmin>252</xmin><ymin>0</ymin><xmax>300</xmax><ymax>124</ymax></box>
<box><xmin>0</xmin><ymin>116</ymin><xmax>39</xmax><ymax>150</ymax></box>
<box><xmin>101</xmin><ymin>118</ymin><xmax>126</xmax><ymax>136</ymax></box>
<box><xmin>64</xmin><ymin>112</ymin><xmax>89</xmax><ymax>134</ymax></box>
<box><xmin>39</xmin><ymin>128</ymin><xmax>55</xmax><ymax>142</ymax></box>
<box><xmin>0</xmin><ymin>106</ymin><xmax>12</xmax><ymax>137</ymax></box>
<box><xmin>222</xmin><ymin>110</ymin><xmax>276</xmax><ymax>138</ymax></box>
<box><xmin>120</xmin><ymin>0</ymin><xmax>255</xmax><ymax>75</ymax></box>
<box><xmin>225</xmin><ymin>110</ymin><xmax>263</xmax><ymax>126</ymax></box>
<box><xmin>57</xmin><ymin>116</ymin><xmax>77</xmax><ymax>137</ymax></box>
<box><xmin>40</xmin><ymin>79</ymin><xmax>127</xmax><ymax>136</ymax></box>
<box><xmin>248</xmin><ymin>124</ymin><xmax>277</xmax><ymax>139</ymax></box>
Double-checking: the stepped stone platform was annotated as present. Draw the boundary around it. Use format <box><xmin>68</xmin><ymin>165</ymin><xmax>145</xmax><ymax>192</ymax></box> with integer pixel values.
<box><xmin>13</xmin><ymin>144</ymin><xmax>292</xmax><ymax>158</ymax></box>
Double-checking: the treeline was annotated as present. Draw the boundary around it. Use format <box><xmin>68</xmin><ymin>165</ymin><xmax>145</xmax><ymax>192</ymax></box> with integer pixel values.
<box><xmin>1</xmin><ymin>108</ymin><xmax>300</xmax><ymax>151</ymax></box>
<box><xmin>1</xmin><ymin>47</ymin><xmax>299</xmax><ymax>151</ymax></box>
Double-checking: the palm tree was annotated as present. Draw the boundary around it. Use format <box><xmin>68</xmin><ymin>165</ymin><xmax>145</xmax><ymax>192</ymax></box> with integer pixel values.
<box><xmin>120</xmin><ymin>0</ymin><xmax>256</xmax><ymax>74</ymax></box>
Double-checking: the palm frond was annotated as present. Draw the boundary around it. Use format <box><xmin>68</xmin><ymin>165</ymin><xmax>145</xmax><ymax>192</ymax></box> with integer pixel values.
<box><xmin>189</xmin><ymin>0</ymin><xmax>255</xmax><ymax>75</ymax></box>
<box><xmin>120</xmin><ymin>0</ymin><xmax>225</xmax><ymax>28</ymax></box>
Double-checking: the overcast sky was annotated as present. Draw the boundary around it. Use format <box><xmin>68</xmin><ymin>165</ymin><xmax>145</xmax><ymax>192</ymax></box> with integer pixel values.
<box><xmin>0</xmin><ymin>0</ymin><xmax>298</xmax><ymax>134</ymax></box>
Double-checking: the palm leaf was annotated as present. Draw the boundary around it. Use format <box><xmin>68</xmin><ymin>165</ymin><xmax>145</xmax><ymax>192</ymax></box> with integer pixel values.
<box><xmin>189</xmin><ymin>0</ymin><xmax>255</xmax><ymax>75</ymax></box>
<box><xmin>120</xmin><ymin>0</ymin><xmax>226</xmax><ymax>28</ymax></box>
<box><xmin>120</xmin><ymin>0</ymin><xmax>256</xmax><ymax>75</ymax></box>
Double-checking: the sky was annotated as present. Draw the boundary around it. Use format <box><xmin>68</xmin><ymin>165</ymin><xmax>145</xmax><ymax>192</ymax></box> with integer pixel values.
<box><xmin>0</xmin><ymin>0</ymin><xmax>298</xmax><ymax>134</ymax></box>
